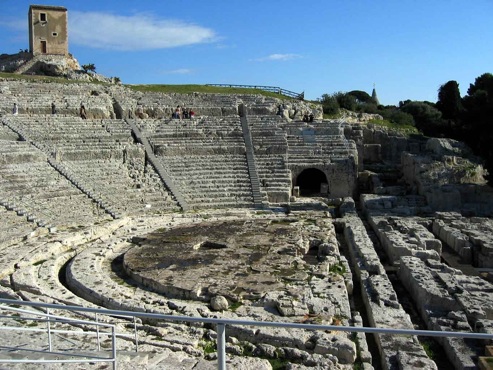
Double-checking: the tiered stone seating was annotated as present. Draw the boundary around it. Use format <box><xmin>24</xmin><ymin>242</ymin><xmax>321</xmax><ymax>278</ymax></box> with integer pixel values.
<box><xmin>0</xmin><ymin>141</ymin><xmax>109</xmax><ymax>228</ymax></box>
<box><xmin>284</xmin><ymin>120</ymin><xmax>356</xmax><ymax>165</ymax></box>
<box><xmin>142</xmin><ymin>116</ymin><xmax>245</xmax><ymax>155</ymax></box>
<box><xmin>136</xmin><ymin>117</ymin><xmax>254</xmax><ymax>209</ymax></box>
<box><xmin>0</xmin><ymin>207</ymin><xmax>37</xmax><ymax>247</ymax></box>
<box><xmin>8</xmin><ymin>116</ymin><xmax>133</xmax><ymax>152</ymax></box>
<box><xmin>238</xmin><ymin>94</ymin><xmax>280</xmax><ymax>115</ymax></box>
<box><xmin>0</xmin><ymin>123</ymin><xmax>19</xmax><ymax>140</ymax></box>
<box><xmin>0</xmin><ymin>79</ymin><xmax>115</xmax><ymax>117</ymax></box>
<box><xmin>247</xmin><ymin>115</ymin><xmax>291</xmax><ymax>203</ymax></box>
<box><xmin>5</xmin><ymin>115</ymin><xmax>179</xmax><ymax>216</ymax></box>
<box><xmin>116</xmin><ymin>90</ymin><xmax>240</xmax><ymax>118</ymax></box>
<box><xmin>64</xmin><ymin>159</ymin><xmax>179</xmax><ymax>216</ymax></box>
<box><xmin>158</xmin><ymin>154</ymin><xmax>254</xmax><ymax>209</ymax></box>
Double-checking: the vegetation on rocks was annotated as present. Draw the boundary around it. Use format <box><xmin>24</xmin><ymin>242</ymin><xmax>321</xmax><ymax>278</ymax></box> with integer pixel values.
<box><xmin>320</xmin><ymin>72</ymin><xmax>493</xmax><ymax>180</ymax></box>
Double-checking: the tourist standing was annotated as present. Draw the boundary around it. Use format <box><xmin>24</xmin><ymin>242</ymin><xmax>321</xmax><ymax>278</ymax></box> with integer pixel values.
<box><xmin>51</xmin><ymin>102</ymin><xmax>57</xmax><ymax>115</ymax></box>
<box><xmin>80</xmin><ymin>103</ymin><xmax>87</xmax><ymax>119</ymax></box>
<box><xmin>173</xmin><ymin>106</ymin><xmax>182</xmax><ymax>119</ymax></box>
<box><xmin>12</xmin><ymin>103</ymin><xmax>18</xmax><ymax>115</ymax></box>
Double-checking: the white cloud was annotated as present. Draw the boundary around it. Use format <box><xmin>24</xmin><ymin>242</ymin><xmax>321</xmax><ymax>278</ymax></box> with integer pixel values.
<box><xmin>0</xmin><ymin>18</ymin><xmax>25</xmax><ymax>32</ymax></box>
<box><xmin>251</xmin><ymin>53</ymin><xmax>302</xmax><ymax>62</ymax></box>
<box><xmin>70</xmin><ymin>11</ymin><xmax>217</xmax><ymax>51</ymax></box>
<box><xmin>161</xmin><ymin>68</ymin><xmax>194</xmax><ymax>75</ymax></box>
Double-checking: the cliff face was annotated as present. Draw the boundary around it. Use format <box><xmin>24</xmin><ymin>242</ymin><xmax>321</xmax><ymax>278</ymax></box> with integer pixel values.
<box><xmin>0</xmin><ymin>52</ymin><xmax>33</xmax><ymax>73</ymax></box>
<box><xmin>0</xmin><ymin>52</ymin><xmax>80</xmax><ymax>75</ymax></box>
<box><xmin>0</xmin><ymin>52</ymin><xmax>118</xmax><ymax>84</ymax></box>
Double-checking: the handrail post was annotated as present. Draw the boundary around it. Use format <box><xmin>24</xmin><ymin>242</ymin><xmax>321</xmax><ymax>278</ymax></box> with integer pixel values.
<box><xmin>46</xmin><ymin>308</ymin><xmax>52</xmax><ymax>352</ymax></box>
<box><xmin>217</xmin><ymin>323</ymin><xmax>226</xmax><ymax>370</ymax></box>
<box><xmin>95</xmin><ymin>313</ymin><xmax>100</xmax><ymax>351</ymax></box>
<box><xmin>112</xmin><ymin>326</ymin><xmax>117</xmax><ymax>370</ymax></box>
<box><xmin>133</xmin><ymin>316</ymin><xmax>139</xmax><ymax>352</ymax></box>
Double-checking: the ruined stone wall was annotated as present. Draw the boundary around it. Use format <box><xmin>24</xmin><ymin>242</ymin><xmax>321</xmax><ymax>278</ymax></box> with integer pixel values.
<box><xmin>345</xmin><ymin>124</ymin><xmax>427</xmax><ymax>168</ymax></box>
<box><xmin>400</xmin><ymin>138</ymin><xmax>493</xmax><ymax>216</ymax></box>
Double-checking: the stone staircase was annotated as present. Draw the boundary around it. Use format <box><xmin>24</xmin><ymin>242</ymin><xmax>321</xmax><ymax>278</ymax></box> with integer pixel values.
<box><xmin>247</xmin><ymin>115</ymin><xmax>291</xmax><ymax>203</ymax></box>
<box><xmin>13</xmin><ymin>55</ymin><xmax>37</xmax><ymax>74</ymax></box>
<box><xmin>285</xmin><ymin>121</ymin><xmax>356</xmax><ymax>165</ymax></box>
<box><xmin>240</xmin><ymin>115</ymin><xmax>267</xmax><ymax>208</ymax></box>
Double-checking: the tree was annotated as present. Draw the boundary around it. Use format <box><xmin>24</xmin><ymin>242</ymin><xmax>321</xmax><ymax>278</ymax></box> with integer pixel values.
<box><xmin>463</xmin><ymin>73</ymin><xmax>493</xmax><ymax>123</ymax></box>
<box><xmin>380</xmin><ymin>108</ymin><xmax>415</xmax><ymax>126</ymax></box>
<box><xmin>348</xmin><ymin>90</ymin><xmax>372</xmax><ymax>104</ymax></box>
<box><xmin>81</xmin><ymin>63</ymin><xmax>96</xmax><ymax>73</ymax></box>
<box><xmin>461</xmin><ymin>73</ymin><xmax>493</xmax><ymax>175</ymax></box>
<box><xmin>334</xmin><ymin>92</ymin><xmax>357</xmax><ymax>111</ymax></box>
<box><xmin>319</xmin><ymin>93</ymin><xmax>339</xmax><ymax>115</ymax></box>
<box><xmin>400</xmin><ymin>101</ymin><xmax>443</xmax><ymax>135</ymax></box>
<box><xmin>436</xmin><ymin>80</ymin><xmax>463</xmax><ymax>121</ymax></box>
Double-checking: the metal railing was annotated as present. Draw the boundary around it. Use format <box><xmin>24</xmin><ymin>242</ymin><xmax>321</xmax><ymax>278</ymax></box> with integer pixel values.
<box><xmin>1</xmin><ymin>298</ymin><xmax>493</xmax><ymax>370</ymax></box>
<box><xmin>0</xmin><ymin>302</ymin><xmax>117</xmax><ymax>369</ymax></box>
<box><xmin>206</xmin><ymin>84</ymin><xmax>304</xmax><ymax>100</ymax></box>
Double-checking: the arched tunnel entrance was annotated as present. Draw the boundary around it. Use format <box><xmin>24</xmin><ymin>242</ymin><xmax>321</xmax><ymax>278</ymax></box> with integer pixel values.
<box><xmin>296</xmin><ymin>168</ymin><xmax>328</xmax><ymax>196</ymax></box>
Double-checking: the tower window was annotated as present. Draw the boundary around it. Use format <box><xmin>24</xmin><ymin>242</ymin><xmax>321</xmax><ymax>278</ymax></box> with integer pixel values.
<box><xmin>52</xmin><ymin>32</ymin><xmax>58</xmax><ymax>37</ymax></box>
<box><xmin>40</xmin><ymin>13</ymin><xmax>47</xmax><ymax>22</ymax></box>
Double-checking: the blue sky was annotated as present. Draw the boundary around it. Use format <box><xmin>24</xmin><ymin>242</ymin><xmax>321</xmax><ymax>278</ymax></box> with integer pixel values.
<box><xmin>1</xmin><ymin>1</ymin><xmax>492</xmax><ymax>105</ymax></box>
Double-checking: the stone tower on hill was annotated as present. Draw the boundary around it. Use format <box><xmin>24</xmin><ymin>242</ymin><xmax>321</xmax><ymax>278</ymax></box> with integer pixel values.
<box><xmin>371</xmin><ymin>84</ymin><xmax>380</xmax><ymax>106</ymax></box>
<box><xmin>28</xmin><ymin>5</ymin><xmax>68</xmax><ymax>56</ymax></box>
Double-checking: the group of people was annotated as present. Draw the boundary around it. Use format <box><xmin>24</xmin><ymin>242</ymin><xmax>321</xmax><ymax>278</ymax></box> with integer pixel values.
<box><xmin>12</xmin><ymin>102</ymin><xmax>87</xmax><ymax>119</ymax></box>
<box><xmin>173</xmin><ymin>106</ymin><xmax>195</xmax><ymax>120</ymax></box>
<box><xmin>302</xmin><ymin>111</ymin><xmax>314</xmax><ymax>122</ymax></box>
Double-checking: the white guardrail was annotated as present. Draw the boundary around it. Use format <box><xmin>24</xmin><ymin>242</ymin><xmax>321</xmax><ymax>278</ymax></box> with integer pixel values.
<box><xmin>0</xmin><ymin>298</ymin><xmax>492</xmax><ymax>369</ymax></box>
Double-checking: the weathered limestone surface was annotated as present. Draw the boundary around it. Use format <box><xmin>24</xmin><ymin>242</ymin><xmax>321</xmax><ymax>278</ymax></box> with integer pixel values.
<box><xmin>433</xmin><ymin>212</ymin><xmax>493</xmax><ymax>268</ymax></box>
<box><xmin>399</xmin><ymin>256</ymin><xmax>493</xmax><ymax>369</ymax></box>
<box><xmin>340</xmin><ymin>198</ymin><xmax>437</xmax><ymax>370</ymax></box>
<box><xmin>2</xmin><ymin>76</ymin><xmax>493</xmax><ymax>369</ymax></box>
<box><xmin>57</xmin><ymin>211</ymin><xmax>359</xmax><ymax>367</ymax></box>
<box><xmin>361</xmin><ymin>194</ymin><xmax>441</xmax><ymax>265</ymax></box>
<box><xmin>345</xmin><ymin>123</ymin><xmax>427</xmax><ymax>168</ymax></box>
<box><xmin>401</xmin><ymin>138</ymin><xmax>493</xmax><ymax>216</ymax></box>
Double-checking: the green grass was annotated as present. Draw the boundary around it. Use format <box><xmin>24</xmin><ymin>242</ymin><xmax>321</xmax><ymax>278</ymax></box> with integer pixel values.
<box><xmin>329</xmin><ymin>262</ymin><xmax>346</xmax><ymax>275</ymax></box>
<box><xmin>229</xmin><ymin>301</ymin><xmax>243</xmax><ymax>312</ymax></box>
<box><xmin>0</xmin><ymin>71</ymin><xmax>316</xmax><ymax>104</ymax></box>
<box><xmin>127</xmin><ymin>84</ymin><xmax>297</xmax><ymax>100</ymax></box>
<box><xmin>268</xmin><ymin>358</ymin><xmax>289</xmax><ymax>370</ymax></box>
<box><xmin>420</xmin><ymin>338</ymin><xmax>438</xmax><ymax>359</ymax></box>
<box><xmin>368</xmin><ymin>118</ymin><xmax>418</xmax><ymax>134</ymax></box>
<box><xmin>323</xmin><ymin>113</ymin><xmax>343</xmax><ymax>119</ymax></box>
<box><xmin>200</xmin><ymin>340</ymin><xmax>217</xmax><ymax>354</ymax></box>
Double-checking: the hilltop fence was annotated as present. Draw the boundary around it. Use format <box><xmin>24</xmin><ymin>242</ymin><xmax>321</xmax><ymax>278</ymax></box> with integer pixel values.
<box><xmin>206</xmin><ymin>84</ymin><xmax>304</xmax><ymax>100</ymax></box>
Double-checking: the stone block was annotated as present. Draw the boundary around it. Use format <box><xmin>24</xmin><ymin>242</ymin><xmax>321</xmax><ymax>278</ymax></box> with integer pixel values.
<box><xmin>313</xmin><ymin>335</ymin><xmax>356</xmax><ymax>364</ymax></box>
